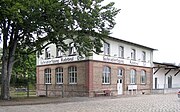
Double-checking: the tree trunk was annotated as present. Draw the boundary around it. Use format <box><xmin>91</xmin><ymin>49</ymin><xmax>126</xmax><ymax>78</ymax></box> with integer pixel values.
<box><xmin>1</xmin><ymin>49</ymin><xmax>10</xmax><ymax>100</ymax></box>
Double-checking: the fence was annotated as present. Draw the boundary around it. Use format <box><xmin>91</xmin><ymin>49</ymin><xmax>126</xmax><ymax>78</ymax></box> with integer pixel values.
<box><xmin>36</xmin><ymin>84</ymin><xmax>88</xmax><ymax>97</ymax></box>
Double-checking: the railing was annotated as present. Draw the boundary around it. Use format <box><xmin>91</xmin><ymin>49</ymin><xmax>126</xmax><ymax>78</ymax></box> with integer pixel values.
<box><xmin>36</xmin><ymin>84</ymin><xmax>88</xmax><ymax>97</ymax></box>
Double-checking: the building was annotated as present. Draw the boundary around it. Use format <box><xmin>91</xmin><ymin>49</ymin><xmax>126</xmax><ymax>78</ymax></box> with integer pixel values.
<box><xmin>153</xmin><ymin>62</ymin><xmax>180</xmax><ymax>94</ymax></box>
<box><xmin>36</xmin><ymin>36</ymin><xmax>156</xmax><ymax>97</ymax></box>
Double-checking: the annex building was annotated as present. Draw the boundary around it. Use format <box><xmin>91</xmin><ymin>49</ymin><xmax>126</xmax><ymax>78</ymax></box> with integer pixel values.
<box><xmin>36</xmin><ymin>36</ymin><xmax>156</xmax><ymax>97</ymax></box>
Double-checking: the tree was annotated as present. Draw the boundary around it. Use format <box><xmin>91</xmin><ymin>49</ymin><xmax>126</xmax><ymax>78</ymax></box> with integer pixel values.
<box><xmin>0</xmin><ymin>0</ymin><xmax>120</xmax><ymax>100</ymax></box>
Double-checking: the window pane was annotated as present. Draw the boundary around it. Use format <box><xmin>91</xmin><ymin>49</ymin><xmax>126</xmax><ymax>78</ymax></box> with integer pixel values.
<box><xmin>56</xmin><ymin>68</ymin><xmax>63</xmax><ymax>84</ymax></box>
<box><xmin>130</xmin><ymin>69</ymin><xmax>136</xmax><ymax>84</ymax></box>
<box><xmin>102</xmin><ymin>66</ymin><xmax>111</xmax><ymax>84</ymax></box>
<box><xmin>45</xmin><ymin>68</ymin><xmax>51</xmax><ymax>84</ymax></box>
<box><xmin>104</xmin><ymin>42</ymin><xmax>110</xmax><ymax>55</ymax></box>
<box><xmin>68</xmin><ymin>66</ymin><xmax>77</xmax><ymax>84</ymax></box>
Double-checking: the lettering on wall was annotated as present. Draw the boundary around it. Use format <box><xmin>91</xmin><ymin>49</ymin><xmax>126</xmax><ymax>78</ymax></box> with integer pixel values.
<box><xmin>39</xmin><ymin>56</ymin><xmax>84</xmax><ymax>65</ymax></box>
<box><xmin>103</xmin><ymin>56</ymin><xmax>124</xmax><ymax>64</ymax></box>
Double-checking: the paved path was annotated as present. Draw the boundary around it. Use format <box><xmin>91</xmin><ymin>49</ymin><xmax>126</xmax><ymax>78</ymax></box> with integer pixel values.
<box><xmin>0</xmin><ymin>94</ymin><xmax>180</xmax><ymax>112</ymax></box>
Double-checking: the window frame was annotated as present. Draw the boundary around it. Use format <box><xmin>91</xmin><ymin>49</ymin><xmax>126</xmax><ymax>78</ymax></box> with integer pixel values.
<box><xmin>56</xmin><ymin>46</ymin><xmax>62</xmax><ymax>57</ymax></box>
<box><xmin>142</xmin><ymin>51</ymin><xmax>146</xmax><ymax>62</ymax></box>
<box><xmin>131</xmin><ymin>49</ymin><xmax>136</xmax><ymax>60</ymax></box>
<box><xmin>104</xmin><ymin>42</ymin><xmax>110</xmax><ymax>56</ymax></box>
<box><xmin>69</xmin><ymin>43</ymin><xmax>76</xmax><ymax>56</ymax></box>
<box><xmin>45</xmin><ymin>47</ymin><xmax>51</xmax><ymax>59</ymax></box>
<box><xmin>118</xmin><ymin>68</ymin><xmax>123</xmax><ymax>77</ymax></box>
<box><xmin>56</xmin><ymin>67</ymin><xmax>63</xmax><ymax>84</ymax></box>
<box><xmin>119</xmin><ymin>46</ymin><xmax>124</xmax><ymax>58</ymax></box>
<box><xmin>68</xmin><ymin>66</ymin><xmax>77</xmax><ymax>84</ymax></box>
<box><xmin>141</xmin><ymin>70</ymin><xmax>146</xmax><ymax>84</ymax></box>
<box><xmin>44</xmin><ymin>68</ymin><xmax>51</xmax><ymax>84</ymax></box>
<box><xmin>102</xmin><ymin>66</ymin><xmax>111</xmax><ymax>84</ymax></box>
<box><xmin>130</xmin><ymin>69</ymin><xmax>136</xmax><ymax>84</ymax></box>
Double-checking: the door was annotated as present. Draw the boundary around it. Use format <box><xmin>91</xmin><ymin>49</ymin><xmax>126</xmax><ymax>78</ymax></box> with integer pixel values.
<box><xmin>155</xmin><ymin>78</ymin><xmax>157</xmax><ymax>89</ymax></box>
<box><xmin>117</xmin><ymin>78</ymin><xmax>123</xmax><ymax>95</ymax></box>
<box><xmin>168</xmin><ymin>76</ymin><xmax>172</xmax><ymax>88</ymax></box>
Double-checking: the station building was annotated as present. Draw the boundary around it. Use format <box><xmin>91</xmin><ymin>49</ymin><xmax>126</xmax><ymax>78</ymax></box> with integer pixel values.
<box><xmin>36</xmin><ymin>36</ymin><xmax>156</xmax><ymax>97</ymax></box>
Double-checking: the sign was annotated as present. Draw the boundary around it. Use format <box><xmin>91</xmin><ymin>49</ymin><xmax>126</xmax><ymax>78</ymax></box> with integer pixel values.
<box><xmin>128</xmin><ymin>85</ymin><xmax>137</xmax><ymax>90</ymax></box>
<box><xmin>103</xmin><ymin>56</ymin><xmax>124</xmax><ymax>64</ymax></box>
<box><xmin>39</xmin><ymin>56</ymin><xmax>84</xmax><ymax>65</ymax></box>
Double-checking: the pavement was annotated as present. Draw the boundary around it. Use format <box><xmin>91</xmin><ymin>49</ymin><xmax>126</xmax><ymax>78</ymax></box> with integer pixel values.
<box><xmin>0</xmin><ymin>94</ymin><xmax>180</xmax><ymax>112</ymax></box>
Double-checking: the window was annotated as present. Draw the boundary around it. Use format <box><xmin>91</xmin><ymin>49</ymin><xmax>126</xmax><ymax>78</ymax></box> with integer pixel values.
<box><xmin>56</xmin><ymin>67</ymin><xmax>63</xmax><ymax>84</ymax></box>
<box><xmin>69</xmin><ymin>43</ymin><xmax>76</xmax><ymax>55</ymax></box>
<box><xmin>56</xmin><ymin>46</ymin><xmax>62</xmax><ymax>57</ymax></box>
<box><xmin>104</xmin><ymin>42</ymin><xmax>110</xmax><ymax>55</ymax></box>
<box><xmin>119</xmin><ymin>46</ymin><xmax>124</xmax><ymax>58</ymax></box>
<box><xmin>68</xmin><ymin>66</ymin><xmax>77</xmax><ymax>84</ymax></box>
<box><xmin>142</xmin><ymin>51</ymin><xmax>146</xmax><ymax>61</ymax></box>
<box><xmin>141</xmin><ymin>70</ymin><xmax>146</xmax><ymax>84</ymax></box>
<box><xmin>45</xmin><ymin>47</ymin><xmax>51</xmax><ymax>59</ymax></box>
<box><xmin>44</xmin><ymin>68</ymin><xmax>51</xmax><ymax>84</ymax></box>
<box><xmin>102</xmin><ymin>66</ymin><xmax>111</xmax><ymax>84</ymax></box>
<box><xmin>118</xmin><ymin>68</ymin><xmax>123</xmax><ymax>77</ymax></box>
<box><xmin>131</xmin><ymin>49</ymin><xmax>136</xmax><ymax>60</ymax></box>
<box><xmin>130</xmin><ymin>69</ymin><xmax>136</xmax><ymax>84</ymax></box>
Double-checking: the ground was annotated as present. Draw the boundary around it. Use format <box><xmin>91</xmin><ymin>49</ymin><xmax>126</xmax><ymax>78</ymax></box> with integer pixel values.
<box><xmin>0</xmin><ymin>94</ymin><xmax>180</xmax><ymax>112</ymax></box>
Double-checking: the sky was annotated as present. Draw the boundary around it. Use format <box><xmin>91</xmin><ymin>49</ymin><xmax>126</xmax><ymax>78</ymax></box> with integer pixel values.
<box><xmin>108</xmin><ymin>0</ymin><xmax>180</xmax><ymax>64</ymax></box>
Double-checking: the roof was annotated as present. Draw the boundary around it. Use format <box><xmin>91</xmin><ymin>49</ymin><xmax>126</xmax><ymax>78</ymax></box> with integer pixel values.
<box><xmin>106</xmin><ymin>36</ymin><xmax>157</xmax><ymax>50</ymax></box>
<box><xmin>153</xmin><ymin>62</ymin><xmax>180</xmax><ymax>68</ymax></box>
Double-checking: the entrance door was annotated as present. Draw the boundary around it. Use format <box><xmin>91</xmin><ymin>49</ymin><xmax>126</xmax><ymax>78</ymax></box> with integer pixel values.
<box><xmin>155</xmin><ymin>78</ymin><xmax>157</xmax><ymax>89</ymax></box>
<box><xmin>117</xmin><ymin>78</ymin><xmax>123</xmax><ymax>95</ymax></box>
<box><xmin>168</xmin><ymin>76</ymin><xmax>172</xmax><ymax>88</ymax></box>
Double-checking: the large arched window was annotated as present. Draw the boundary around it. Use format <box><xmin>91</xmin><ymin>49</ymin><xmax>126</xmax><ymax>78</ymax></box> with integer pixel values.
<box><xmin>130</xmin><ymin>69</ymin><xmax>136</xmax><ymax>84</ymax></box>
<box><xmin>68</xmin><ymin>66</ymin><xmax>77</xmax><ymax>84</ymax></box>
<box><xmin>141</xmin><ymin>70</ymin><xmax>146</xmax><ymax>84</ymax></box>
<box><xmin>44</xmin><ymin>68</ymin><xmax>51</xmax><ymax>84</ymax></box>
<box><xmin>56</xmin><ymin>67</ymin><xmax>63</xmax><ymax>84</ymax></box>
<box><xmin>102</xmin><ymin>66</ymin><xmax>111</xmax><ymax>84</ymax></box>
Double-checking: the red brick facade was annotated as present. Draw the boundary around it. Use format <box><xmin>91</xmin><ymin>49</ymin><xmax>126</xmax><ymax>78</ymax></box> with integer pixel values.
<box><xmin>36</xmin><ymin>60</ymin><xmax>153</xmax><ymax>97</ymax></box>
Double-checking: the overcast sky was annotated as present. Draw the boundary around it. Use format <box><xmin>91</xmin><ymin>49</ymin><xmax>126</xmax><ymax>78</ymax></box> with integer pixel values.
<box><xmin>108</xmin><ymin>0</ymin><xmax>180</xmax><ymax>64</ymax></box>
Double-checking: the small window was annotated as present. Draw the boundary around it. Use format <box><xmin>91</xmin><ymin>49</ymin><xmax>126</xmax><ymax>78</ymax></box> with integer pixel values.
<box><xmin>141</xmin><ymin>70</ymin><xmax>146</xmax><ymax>84</ymax></box>
<box><xmin>142</xmin><ymin>51</ymin><xmax>146</xmax><ymax>62</ymax></box>
<box><xmin>45</xmin><ymin>47</ymin><xmax>51</xmax><ymax>59</ymax></box>
<box><xmin>44</xmin><ymin>68</ymin><xmax>51</xmax><ymax>84</ymax></box>
<box><xmin>118</xmin><ymin>68</ymin><xmax>123</xmax><ymax>77</ymax></box>
<box><xmin>119</xmin><ymin>46</ymin><xmax>124</xmax><ymax>58</ymax></box>
<box><xmin>102</xmin><ymin>66</ymin><xmax>111</xmax><ymax>84</ymax></box>
<box><xmin>56</xmin><ymin>68</ymin><xmax>63</xmax><ymax>84</ymax></box>
<box><xmin>69</xmin><ymin>43</ymin><xmax>76</xmax><ymax>55</ymax></box>
<box><xmin>104</xmin><ymin>42</ymin><xmax>110</xmax><ymax>55</ymax></box>
<box><xmin>131</xmin><ymin>49</ymin><xmax>136</xmax><ymax>60</ymax></box>
<box><xmin>130</xmin><ymin>69</ymin><xmax>136</xmax><ymax>84</ymax></box>
<box><xmin>68</xmin><ymin>66</ymin><xmax>77</xmax><ymax>84</ymax></box>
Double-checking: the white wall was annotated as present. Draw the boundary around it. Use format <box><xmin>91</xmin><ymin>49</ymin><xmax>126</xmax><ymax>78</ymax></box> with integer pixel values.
<box><xmin>36</xmin><ymin>37</ymin><xmax>154</xmax><ymax>68</ymax></box>
<box><xmin>153</xmin><ymin>64</ymin><xmax>180</xmax><ymax>89</ymax></box>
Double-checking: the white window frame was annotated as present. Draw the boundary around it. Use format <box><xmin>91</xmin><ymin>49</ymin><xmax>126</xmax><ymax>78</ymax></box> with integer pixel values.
<box><xmin>118</xmin><ymin>68</ymin><xmax>123</xmax><ymax>77</ymax></box>
<box><xmin>104</xmin><ymin>42</ymin><xmax>110</xmax><ymax>56</ymax></box>
<box><xmin>68</xmin><ymin>66</ymin><xmax>77</xmax><ymax>84</ymax></box>
<box><xmin>44</xmin><ymin>68</ymin><xmax>51</xmax><ymax>84</ymax></box>
<box><xmin>142</xmin><ymin>51</ymin><xmax>146</xmax><ymax>62</ymax></box>
<box><xmin>119</xmin><ymin>46</ymin><xmax>124</xmax><ymax>58</ymax></box>
<box><xmin>102</xmin><ymin>66</ymin><xmax>111</xmax><ymax>84</ymax></box>
<box><xmin>56</xmin><ymin>67</ymin><xmax>63</xmax><ymax>84</ymax></box>
<box><xmin>56</xmin><ymin>46</ymin><xmax>62</xmax><ymax>57</ymax></box>
<box><xmin>141</xmin><ymin>70</ymin><xmax>146</xmax><ymax>84</ymax></box>
<box><xmin>45</xmin><ymin>47</ymin><xmax>51</xmax><ymax>59</ymax></box>
<box><xmin>131</xmin><ymin>49</ymin><xmax>136</xmax><ymax>60</ymax></box>
<box><xmin>130</xmin><ymin>69</ymin><xmax>136</xmax><ymax>84</ymax></box>
<box><xmin>69</xmin><ymin>43</ymin><xmax>76</xmax><ymax>55</ymax></box>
